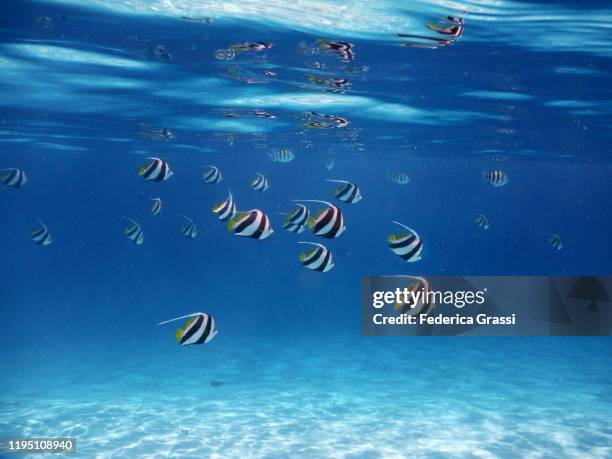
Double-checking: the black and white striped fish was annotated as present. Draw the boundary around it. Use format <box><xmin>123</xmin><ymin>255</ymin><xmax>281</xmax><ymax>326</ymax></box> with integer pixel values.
<box><xmin>138</xmin><ymin>157</ymin><xmax>173</xmax><ymax>182</ymax></box>
<box><xmin>203</xmin><ymin>165</ymin><xmax>223</xmax><ymax>184</ymax></box>
<box><xmin>391</xmin><ymin>276</ymin><xmax>435</xmax><ymax>316</ymax></box>
<box><xmin>327</xmin><ymin>179</ymin><xmax>362</xmax><ymax>204</ymax></box>
<box><xmin>251</xmin><ymin>173</ymin><xmax>269</xmax><ymax>191</ymax></box>
<box><xmin>269</xmin><ymin>148</ymin><xmax>295</xmax><ymax>163</ymax></box>
<box><xmin>548</xmin><ymin>233</ymin><xmax>564</xmax><ymax>251</ymax></box>
<box><xmin>294</xmin><ymin>199</ymin><xmax>345</xmax><ymax>239</ymax></box>
<box><xmin>157</xmin><ymin>312</ymin><xmax>218</xmax><ymax>346</ymax></box>
<box><xmin>387</xmin><ymin>220</ymin><xmax>422</xmax><ymax>262</ymax></box>
<box><xmin>0</xmin><ymin>168</ymin><xmax>27</xmax><ymax>188</ymax></box>
<box><xmin>179</xmin><ymin>215</ymin><xmax>197</xmax><ymax>238</ymax></box>
<box><xmin>282</xmin><ymin>204</ymin><xmax>309</xmax><ymax>233</ymax></box>
<box><xmin>298</xmin><ymin>242</ymin><xmax>334</xmax><ymax>272</ymax></box>
<box><xmin>227</xmin><ymin>209</ymin><xmax>273</xmax><ymax>240</ymax></box>
<box><xmin>484</xmin><ymin>170</ymin><xmax>509</xmax><ymax>187</ymax></box>
<box><xmin>212</xmin><ymin>192</ymin><xmax>236</xmax><ymax>221</ymax></box>
<box><xmin>30</xmin><ymin>217</ymin><xmax>52</xmax><ymax>246</ymax></box>
<box><xmin>123</xmin><ymin>217</ymin><xmax>144</xmax><ymax>245</ymax></box>
<box><xmin>150</xmin><ymin>198</ymin><xmax>162</xmax><ymax>216</ymax></box>
<box><xmin>475</xmin><ymin>213</ymin><xmax>489</xmax><ymax>230</ymax></box>
<box><xmin>389</xmin><ymin>171</ymin><xmax>410</xmax><ymax>185</ymax></box>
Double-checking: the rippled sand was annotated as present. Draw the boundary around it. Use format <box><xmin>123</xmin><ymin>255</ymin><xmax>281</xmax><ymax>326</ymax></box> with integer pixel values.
<box><xmin>2</xmin><ymin>337</ymin><xmax>611</xmax><ymax>458</ymax></box>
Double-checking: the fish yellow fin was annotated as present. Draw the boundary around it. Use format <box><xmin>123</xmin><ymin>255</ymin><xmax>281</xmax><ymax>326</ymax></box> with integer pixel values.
<box><xmin>387</xmin><ymin>234</ymin><xmax>396</xmax><ymax>243</ymax></box>
<box><xmin>394</xmin><ymin>302</ymin><xmax>402</xmax><ymax>311</ymax></box>
<box><xmin>307</xmin><ymin>217</ymin><xmax>316</xmax><ymax>229</ymax></box>
<box><xmin>184</xmin><ymin>318</ymin><xmax>195</xmax><ymax>329</ymax></box>
<box><xmin>227</xmin><ymin>216</ymin><xmax>241</xmax><ymax>231</ymax></box>
<box><xmin>175</xmin><ymin>328</ymin><xmax>184</xmax><ymax>341</ymax></box>
<box><xmin>299</xmin><ymin>248</ymin><xmax>314</xmax><ymax>261</ymax></box>
<box><xmin>138</xmin><ymin>166</ymin><xmax>147</xmax><ymax>176</ymax></box>
<box><xmin>124</xmin><ymin>226</ymin><xmax>132</xmax><ymax>235</ymax></box>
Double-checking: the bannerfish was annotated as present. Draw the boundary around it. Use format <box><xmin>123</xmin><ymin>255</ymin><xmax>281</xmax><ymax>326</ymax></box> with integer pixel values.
<box><xmin>1</xmin><ymin>168</ymin><xmax>27</xmax><ymax>188</ymax></box>
<box><xmin>317</xmin><ymin>40</ymin><xmax>355</xmax><ymax>61</ymax></box>
<box><xmin>138</xmin><ymin>157</ymin><xmax>173</xmax><ymax>182</ymax></box>
<box><xmin>212</xmin><ymin>192</ymin><xmax>236</xmax><ymax>221</ymax></box>
<box><xmin>387</xmin><ymin>220</ymin><xmax>422</xmax><ymax>262</ymax></box>
<box><xmin>304</xmin><ymin>112</ymin><xmax>349</xmax><ymax>129</ymax></box>
<box><xmin>227</xmin><ymin>209</ymin><xmax>273</xmax><ymax>240</ymax></box>
<box><xmin>389</xmin><ymin>171</ymin><xmax>410</xmax><ymax>184</ymax></box>
<box><xmin>251</xmin><ymin>173</ymin><xmax>269</xmax><ymax>191</ymax></box>
<box><xmin>475</xmin><ymin>213</ymin><xmax>489</xmax><ymax>230</ymax></box>
<box><xmin>294</xmin><ymin>199</ymin><xmax>345</xmax><ymax>239</ymax></box>
<box><xmin>180</xmin><ymin>16</ymin><xmax>213</xmax><ymax>24</ymax></box>
<box><xmin>298</xmin><ymin>241</ymin><xmax>334</xmax><ymax>272</ymax></box>
<box><xmin>154</xmin><ymin>44</ymin><xmax>172</xmax><ymax>61</ymax></box>
<box><xmin>269</xmin><ymin>148</ymin><xmax>295</xmax><ymax>163</ymax></box>
<box><xmin>327</xmin><ymin>179</ymin><xmax>362</xmax><ymax>204</ymax></box>
<box><xmin>157</xmin><ymin>312</ymin><xmax>218</xmax><ymax>346</ymax></box>
<box><xmin>150</xmin><ymin>198</ymin><xmax>162</xmax><ymax>216</ymax></box>
<box><xmin>548</xmin><ymin>234</ymin><xmax>564</xmax><ymax>251</ymax></box>
<box><xmin>30</xmin><ymin>217</ymin><xmax>52</xmax><ymax>246</ymax></box>
<box><xmin>484</xmin><ymin>170</ymin><xmax>509</xmax><ymax>187</ymax></box>
<box><xmin>123</xmin><ymin>217</ymin><xmax>144</xmax><ymax>245</ymax></box>
<box><xmin>229</xmin><ymin>42</ymin><xmax>272</xmax><ymax>51</ymax></box>
<box><xmin>391</xmin><ymin>276</ymin><xmax>434</xmax><ymax>316</ymax></box>
<box><xmin>179</xmin><ymin>215</ymin><xmax>197</xmax><ymax>239</ymax></box>
<box><xmin>282</xmin><ymin>204</ymin><xmax>309</xmax><ymax>233</ymax></box>
<box><xmin>203</xmin><ymin>165</ymin><xmax>222</xmax><ymax>184</ymax></box>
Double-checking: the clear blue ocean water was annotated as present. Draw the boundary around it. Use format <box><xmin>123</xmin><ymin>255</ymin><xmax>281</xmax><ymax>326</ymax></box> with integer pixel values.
<box><xmin>1</xmin><ymin>1</ymin><xmax>611</xmax><ymax>457</ymax></box>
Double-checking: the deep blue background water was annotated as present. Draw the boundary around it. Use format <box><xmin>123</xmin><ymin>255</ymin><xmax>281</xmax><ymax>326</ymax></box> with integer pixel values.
<box><xmin>0</xmin><ymin>1</ymin><xmax>611</xmax><ymax>457</ymax></box>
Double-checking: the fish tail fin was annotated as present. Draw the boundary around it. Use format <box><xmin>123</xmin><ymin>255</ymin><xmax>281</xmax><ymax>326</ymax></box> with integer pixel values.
<box><xmin>175</xmin><ymin>329</ymin><xmax>184</xmax><ymax>341</ymax></box>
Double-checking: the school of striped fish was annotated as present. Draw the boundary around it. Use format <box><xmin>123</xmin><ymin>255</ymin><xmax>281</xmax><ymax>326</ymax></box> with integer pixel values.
<box><xmin>1</xmin><ymin>14</ymin><xmax>566</xmax><ymax>347</ymax></box>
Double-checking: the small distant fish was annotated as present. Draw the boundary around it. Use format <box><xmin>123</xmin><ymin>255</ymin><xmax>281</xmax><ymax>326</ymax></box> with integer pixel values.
<box><xmin>327</xmin><ymin>179</ymin><xmax>362</xmax><ymax>204</ymax></box>
<box><xmin>229</xmin><ymin>42</ymin><xmax>272</xmax><ymax>52</ymax></box>
<box><xmin>203</xmin><ymin>165</ymin><xmax>222</xmax><ymax>184</ymax></box>
<box><xmin>264</xmin><ymin>70</ymin><xmax>276</xmax><ymax>77</ymax></box>
<box><xmin>269</xmin><ymin>148</ymin><xmax>295</xmax><ymax>163</ymax></box>
<box><xmin>251</xmin><ymin>173</ymin><xmax>269</xmax><ymax>191</ymax></box>
<box><xmin>210</xmin><ymin>380</ymin><xmax>225</xmax><ymax>387</ymax></box>
<box><xmin>303</xmin><ymin>112</ymin><xmax>349</xmax><ymax>129</ymax></box>
<box><xmin>157</xmin><ymin>312</ymin><xmax>218</xmax><ymax>346</ymax></box>
<box><xmin>389</xmin><ymin>171</ymin><xmax>410</xmax><ymax>184</ymax></box>
<box><xmin>154</xmin><ymin>44</ymin><xmax>172</xmax><ymax>61</ymax></box>
<box><xmin>392</xmin><ymin>276</ymin><xmax>434</xmax><ymax>316</ymax></box>
<box><xmin>308</xmin><ymin>76</ymin><xmax>350</xmax><ymax>92</ymax></box>
<box><xmin>387</xmin><ymin>221</ymin><xmax>422</xmax><ymax>262</ymax></box>
<box><xmin>282</xmin><ymin>204</ymin><xmax>309</xmax><ymax>233</ymax></box>
<box><xmin>123</xmin><ymin>217</ymin><xmax>144</xmax><ymax>245</ymax></box>
<box><xmin>214</xmin><ymin>48</ymin><xmax>235</xmax><ymax>60</ymax></box>
<box><xmin>212</xmin><ymin>192</ymin><xmax>236</xmax><ymax>221</ymax></box>
<box><xmin>298</xmin><ymin>242</ymin><xmax>334</xmax><ymax>272</ymax></box>
<box><xmin>254</xmin><ymin>110</ymin><xmax>275</xmax><ymax>119</ymax></box>
<box><xmin>317</xmin><ymin>40</ymin><xmax>355</xmax><ymax>61</ymax></box>
<box><xmin>179</xmin><ymin>215</ymin><xmax>197</xmax><ymax>239</ymax></box>
<box><xmin>0</xmin><ymin>168</ymin><xmax>27</xmax><ymax>188</ymax></box>
<box><xmin>138</xmin><ymin>157</ymin><xmax>173</xmax><ymax>182</ymax></box>
<box><xmin>295</xmin><ymin>199</ymin><xmax>345</xmax><ymax>239</ymax></box>
<box><xmin>150</xmin><ymin>198</ymin><xmax>162</xmax><ymax>216</ymax></box>
<box><xmin>548</xmin><ymin>234</ymin><xmax>564</xmax><ymax>251</ymax></box>
<box><xmin>227</xmin><ymin>209</ymin><xmax>273</xmax><ymax>240</ymax></box>
<box><xmin>325</xmin><ymin>158</ymin><xmax>335</xmax><ymax>171</ymax></box>
<box><xmin>30</xmin><ymin>217</ymin><xmax>52</xmax><ymax>246</ymax></box>
<box><xmin>139</xmin><ymin>127</ymin><xmax>175</xmax><ymax>142</ymax></box>
<box><xmin>180</xmin><ymin>16</ymin><xmax>213</xmax><ymax>24</ymax></box>
<box><xmin>484</xmin><ymin>170</ymin><xmax>509</xmax><ymax>187</ymax></box>
<box><xmin>475</xmin><ymin>213</ymin><xmax>490</xmax><ymax>230</ymax></box>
